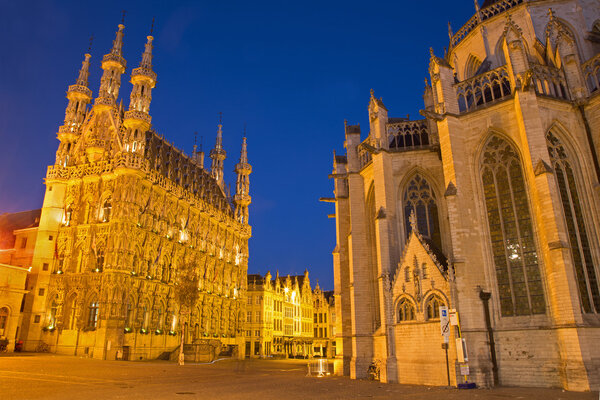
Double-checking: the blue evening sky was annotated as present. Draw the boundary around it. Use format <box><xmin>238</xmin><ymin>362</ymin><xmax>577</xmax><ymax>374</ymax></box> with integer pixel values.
<box><xmin>0</xmin><ymin>0</ymin><xmax>475</xmax><ymax>289</ymax></box>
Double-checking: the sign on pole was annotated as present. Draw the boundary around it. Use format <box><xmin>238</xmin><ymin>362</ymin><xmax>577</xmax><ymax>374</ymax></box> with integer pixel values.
<box><xmin>439</xmin><ymin>306</ymin><xmax>450</xmax><ymax>343</ymax></box>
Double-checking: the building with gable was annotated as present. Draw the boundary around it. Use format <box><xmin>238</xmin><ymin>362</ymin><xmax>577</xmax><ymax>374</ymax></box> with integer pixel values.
<box><xmin>327</xmin><ymin>0</ymin><xmax>600</xmax><ymax>390</ymax></box>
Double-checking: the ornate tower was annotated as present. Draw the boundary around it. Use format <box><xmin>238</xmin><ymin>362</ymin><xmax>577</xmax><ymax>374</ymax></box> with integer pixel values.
<box><xmin>234</xmin><ymin>137</ymin><xmax>251</xmax><ymax>224</ymax></box>
<box><xmin>96</xmin><ymin>24</ymin><xmax>126</xmax><ymax>108</ymax></box>
<box><xmin>56</xmin><ymin>52</ymin><xmax>92</xmax><ymax>166</ymax></box>
<box><xmin>123</xmin><ymin>34</ymin><xmax>156</xmax><ymax>153</ymax></box>
<box><xmin>210</xmin><ymin>122</ymin><xmax>227</xmax><ymax>188</ymax></box>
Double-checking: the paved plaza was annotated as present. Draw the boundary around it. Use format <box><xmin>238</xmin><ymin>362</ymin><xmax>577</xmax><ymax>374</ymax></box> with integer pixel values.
<box><xmin>0</xmin><ymin>354</ymin><xmax>597</xmax><ymax>400</ymax></box>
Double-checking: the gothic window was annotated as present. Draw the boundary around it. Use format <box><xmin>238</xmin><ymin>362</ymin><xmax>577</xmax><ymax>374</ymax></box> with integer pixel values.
<box><xmin>87</xmin><ymin>300</ymin><xmax>99</xmax><ymax>329</ymax></box>
<box><xmin>481</xmin><ymin>135</ymin><xmax>546</xmax><ymax>316</ymax></box>
<box><xmin>404</xmin><ymin>267</ymin><xmax>411</xmax><ymax>282</ymax></box>
<box><xmin>155</xmin><ymin>305</ymin><xmax>164</xmax><ymax>332</ymax></box>
<box><xmin>100</xmin><ymin>198</ymin><xmax>112</xmax><ymax>223</ymax></box>
<box><xmin>125</xmin><ymin>300</ymin><xmax>133</xmax><ymax>329</ymax></box>
<box><xmin>547</xmin><ymin>130</ymin><xmax>600</xmax><ymax>313</ymax></box>
<box><xmin>65</xmin><ymin>295</ymin><xmax>77</xmax><ymax>329</ymax></box>
<box><xmin>0</xmin><ymin>307</ymin><xmax>8</xmax><ymax>336</ymax></box>
<box><xmin>397</xmin><ymin>298</ymin><xmax>416</xmax><ymax>322</ymax></box>
<box><xmin>49</xmin><ymin>301</ymin><xmax>57</xmax><ymax>328</ymax></box>
<box><xmin>63</xmin><ymin>205</ymin><xmax>73</xmax><ymax>226</ymax></box>
<box><xmin>95</xmin><ymin>249</ymin><xmax>105</xmax><ymax>273</ymax></box>
<box><xmin>403</xmin><ymin>174</ymin><xmax>442</xmax><ymax>250</ymax></box>
<box><xmin>422</xmin><ymin>263</ymin><xmax>428</xmax><ymax>279</ymax></box>
<box><xmin>425</xmin><ymin>294</ymin><xmax>445</xmax><ymax>320</ymax></box>
<box><xmin>464</xmin><ymin>54</ymin><xmax>482</xmax><ymax>79</ymax></box>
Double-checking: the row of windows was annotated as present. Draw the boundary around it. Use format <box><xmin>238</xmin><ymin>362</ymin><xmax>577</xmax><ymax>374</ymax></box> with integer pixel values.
<box><xmin>62</xmin><ymin>198</ymin><xmax>112</xmax><ymax>227</ymax></box>
<box><xmin>313</xmin><ymin>312</ymin><xmax>327</xmax><ymax>324</ymax></box>
<box><xmin>400</xmin><ymin>132</ymin><xmax>599</xmax><ymax>316</ymax></box>
<box><xmin>397</xmin><ymin>294</ymin><xmax>445</xmax><ymax>323</ymax></box>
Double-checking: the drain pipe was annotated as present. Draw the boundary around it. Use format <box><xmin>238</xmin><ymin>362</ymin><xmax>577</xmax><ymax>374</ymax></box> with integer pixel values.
<box><xmin>478</xmin><ymin>290</ymin><xmax>498</xmax><ymax>386</ymax></box>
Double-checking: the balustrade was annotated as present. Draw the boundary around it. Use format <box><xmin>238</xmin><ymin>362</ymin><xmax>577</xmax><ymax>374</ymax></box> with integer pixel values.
<box><xmin>450</xmin><ymin>0</ymin><xmax>526</xmax><ymax>48</ymax></box>
<box><xmin>387</xmin><ymin>120</ymin><xmax>430</xmax><ymax>150</ymax></box>
<box><xmin>530</xmin><ymin>63</ymin><xmax>570</xmax><ymax>100</ymax></box>
<box><xmin>455</xmin><ymin>66</ymin><xmax>511</xmax><ymax>112</ymax></box>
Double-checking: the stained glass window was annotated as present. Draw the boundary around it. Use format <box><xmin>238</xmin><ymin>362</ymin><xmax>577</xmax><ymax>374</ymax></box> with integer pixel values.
<box><xmin>404</xmin><ymin>174</ymin><xmax>442</xmax><ymax>250</ymax></box>
<box><xmin>547</xmin><ymin>130</ymin><xmax>600</xmax><ymax>313</ymax></box>
<box><xmin>481</xmin><ymin>135</ymin><xmax>546</xmax><ymax>316</ymax></box>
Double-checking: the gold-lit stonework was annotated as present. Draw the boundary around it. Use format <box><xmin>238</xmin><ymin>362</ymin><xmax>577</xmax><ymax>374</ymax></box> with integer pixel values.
<box><xmin>245</xmin><ymin>271</ymin><xmax>337</xmax><ymax>358</ymax></box>
<box><xmin>329</xmin><ymin>0</ymin><xmax>600</xmax><ymax>391</ymax></box>
<box><xmin>15</xmin><ymin>24</ymin><xmax>252</xmax><ymax>360</ymax></box>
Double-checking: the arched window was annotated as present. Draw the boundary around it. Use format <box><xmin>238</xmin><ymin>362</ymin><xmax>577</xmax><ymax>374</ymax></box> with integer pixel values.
<box><xmin>422</xmin><ymin>263</ymin><xmax>428</xmax><ymax>279</ymax></box>
<box><xmin>95</xmin><ymin>249</ymin><xmax>104</xmax><ymax>273</ymax></box>
<box><xmin>63</xmin><ymin>294</ymin><xmax>77</xmax><ymax>329</ymax></box>
<box><xmin>397</xmin><ymin>298</ymin><xmax>415</xmax><ymax>322</ymax></box>
<box><xmin>125</xmin><ymin>299</ymin><xmax>133</xmax><ymax>329</ymax></box>
<box><xmin>48</xmin><ymin>301</ymin><xmax>57</xmax><ymax>328</ymax></box>
<box><xmin>155</xmin><ymin>305</ymin><xmax>164</xmax><ymax>332</ymax></box>
<box><xmin>100</xmin><ymin>197</ymin><xmax>112</xmax><ymax>223</ymax></box>
<box><xmin>87</xmin><ymin>300</ymin><xmax>99</xmax><ymax>329</ymax></box>
<box><xmin>63</xmin><ymin>205</ymin><xmax>73</xmax><ymax>226</ymax></box>
<box><xmin>547</xmin><ymin>130</ymin><xmax>600</xmax><ymax>313</ymax></box>
<box><xmin>464</xmin><ymin>54</ymin><xmax>482</xmax><ymax>79</ymax></box>
<box><xmin>481</xmin><ymin>135</ymin><xmax>546</xmax><ymax>316</ymax></box>
<box><xmin>404</xmin><ymin>267</ymin><xmax>411</xmax><ymax>282</ymax></box>
<box><xmin>404</xmin><ymin>174</ymin><xmax>442</xmax><ymax>250</ymax></box>
<box><xmin>0</xmin><ymin>307</ymin><xmax>9</xmax><ymax>336</ymax></box>
<box><xmin>425</xmin><ymin>294</ymin><xmax>445</xmax><ymax>320</ymax></box>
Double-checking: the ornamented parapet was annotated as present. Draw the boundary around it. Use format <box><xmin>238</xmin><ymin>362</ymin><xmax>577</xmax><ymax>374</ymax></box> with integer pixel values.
<box><xmin>102</xmin><ymin>53</ymin><xmax>126</xmax><ymax>68</ymax></box>
<box><xmin>529</xmin><ymin>63</ymin><xmax>570</xmax><ymax>100</ymax></box>
<box><xmin>124</xmin><ymin>110</ymin><xmax>152</xmax><ymax>125</ymax></box>
<box><xmin>387</xmin><ymin>120</ymin><xmax>431</xmax><ymax>150</ymax></box>
<box><xmin>67</xmin><ymin>84</ymin><xmax>93</xmax><ymax>98</ymax></box>
<box><xmin>455</xmin><ymin>65</ymin><xmax>511</xmax><ymax>112</ymax></box>
<box><xmin>132</xmin><ymin>66</ymin><xmax>157</xmax><ymax>82</ymax></box>
<box><xmin>450</xmin><ymin>0</ymin><xmax>526</xmax><ymax>48</ymax></box>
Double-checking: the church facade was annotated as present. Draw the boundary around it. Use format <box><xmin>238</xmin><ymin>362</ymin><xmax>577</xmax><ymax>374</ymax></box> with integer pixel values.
<box><xmin>329</xmin><ymin>0</ymin><xmax>600</xmax><ymax>391</ymax></box>
<box><xmin>17</xmin><ymin>24</ymin><xmax>252</xmax><ymax>360</ymax></box>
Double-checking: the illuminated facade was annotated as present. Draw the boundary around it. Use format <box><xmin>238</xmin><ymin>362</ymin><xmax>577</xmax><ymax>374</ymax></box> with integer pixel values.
<box><xmin>15</xmin><ymin>24</ymin><xmax>251</xmax><ymax>360</ymax></box>
<box><xmin>245</xmin><ymin>271</ymin><xmax>329</xmax><ymax>358</ymax></box>
<box><xmin>312</xmin><ymin>283</ymin><xmax>336</xmax><ymax>358</ymax></box>
<box><xmin>329</xmin><ymin>0</ymin><xmax>600</xmax><ymax>391</ymax></box>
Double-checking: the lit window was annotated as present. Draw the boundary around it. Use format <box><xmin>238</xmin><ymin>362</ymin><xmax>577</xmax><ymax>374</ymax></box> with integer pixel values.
<box><xmin>547</xmin><ymin>130</ymin><xmax>600</xmax><ymax>313</ymax></box>
<box><xmin>397</xmin><ymin>298</ymin><xmax>416</xmax><ymax>322</ymax></box>
<box><xmin>425</xmin><ymin>294</ymin><xmax>444</xmax><ymax>321</ymax></box>
<box><xmin>87</xmin><ymin>301</ymin><xmax>99</xmax><ymax>328</ymax></box>
<box><xmin>403</xmin><ymin>174</ymin><xmax>442</xmax><ymax>249</ymax></box>
<box><xmin>481</xmin><ymin>135</ymin><xmax>546</xmax><ymax>316</ymax></box>
<box><xmin>100</xmin><ymin>198</ymin><xmax>112</xmax><ymax>223</ymax></box>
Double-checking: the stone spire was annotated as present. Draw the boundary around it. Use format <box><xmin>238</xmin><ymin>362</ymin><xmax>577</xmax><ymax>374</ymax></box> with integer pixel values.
<box><xmin>96</xmin><ymin>24</ymin><xmax>127</xmax><ymax>106</ymax></box>
<box><xmin>234</xmin><ymin>135</ymin><xmax>251</xmax><ymax>224</ymax></box>
<box><xmin>210</xmin><ymin>117</ymin><xmax>227</xmax><ymax>188</ymax></box>
<box><xmin>56</xmin><ymin>52</ymin><xmax>94</xmax><ymax>165</ymax></box>
<box><xmin>123</xmin><ymin>32</ymin><xmax>157</xmax><ymax>153</ymax></box>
